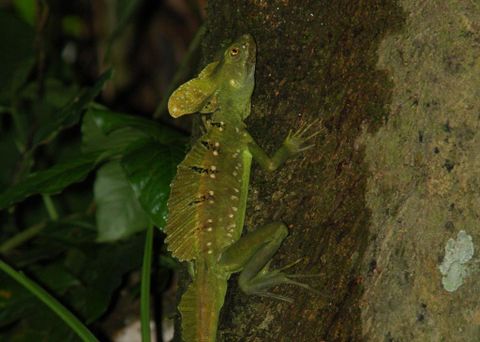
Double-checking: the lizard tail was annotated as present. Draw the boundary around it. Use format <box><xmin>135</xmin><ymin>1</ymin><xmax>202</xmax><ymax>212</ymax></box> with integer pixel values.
<box><xmin>179</xmin><ymin>266</ymin><xmax>228</xmax><ymax>342</ymax></box>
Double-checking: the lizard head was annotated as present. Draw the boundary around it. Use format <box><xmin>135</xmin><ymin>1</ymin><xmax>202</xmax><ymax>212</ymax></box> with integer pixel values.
<box><xmin>222</xmin><ymin>34</ymin><xmax>256</xmax><ymax>89</ymax></box>
<box><xmin>168</xmin><ymin>34</ymin><xmax>257</xmax><ymax>120</ymax></box>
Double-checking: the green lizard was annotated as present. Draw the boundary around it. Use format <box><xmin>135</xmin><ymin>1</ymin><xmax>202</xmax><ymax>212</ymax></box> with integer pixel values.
<box><xmin>166</xmin><ymin>34</ymin><xmax>318</xmax><ymax>342</ymax></box>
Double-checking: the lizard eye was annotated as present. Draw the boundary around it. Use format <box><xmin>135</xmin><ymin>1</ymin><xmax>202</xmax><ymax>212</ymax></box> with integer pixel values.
<box><xmin>230</xmin><ymin>47</ymin><xmax>240</xmax><ymax>56</ymax></box>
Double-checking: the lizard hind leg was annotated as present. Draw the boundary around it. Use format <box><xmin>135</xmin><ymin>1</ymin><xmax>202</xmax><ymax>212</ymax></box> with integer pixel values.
<box><xmin>218</xmin><ymin>222</ymin><xmax>318</xmax><ymax>302</ymax></box>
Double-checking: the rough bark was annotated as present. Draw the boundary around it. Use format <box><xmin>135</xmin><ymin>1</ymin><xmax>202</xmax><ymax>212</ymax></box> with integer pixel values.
<box><xmin>177</xmin><ymin>1</ymin><xmax>480</xmax><ymax>341</ymax></box>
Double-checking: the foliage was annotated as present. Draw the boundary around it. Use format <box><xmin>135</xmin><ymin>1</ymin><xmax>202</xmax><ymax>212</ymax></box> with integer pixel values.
<box><xmin>0</xmin><ymin>1</ymin><xmax>201</xmax><ymax>340</ymax></box>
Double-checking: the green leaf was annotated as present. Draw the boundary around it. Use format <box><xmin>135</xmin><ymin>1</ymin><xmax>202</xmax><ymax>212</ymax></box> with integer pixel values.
<box><xmin>0</xmin><ymin>153</ymin><xmax>99</xmax><ymax>210</ymax></box>
<box><xmin>32</xmin><ymin>69</ymin><xmax>113</xmax><ymax>147</ymax></box>
<box><xmin>13</xmin><ymin>78</ymin><xmax>79</xmax><ymax>152</ymax></box>
<box><xmin>39</xmin><ymin>218</ymin><xmax>96</xmax><ymax>246</ymax></box>
<box><xmin>122</xmin><ymin>139</ymin><xmax>185</xmax><ymax>229</ymax></box>
<box><xmin>65</xmin><ymin>234</ymin><xmax>144</xmax><ymax>322</ymax></box>
<box><xmin>81</xmin><ymin>109</ymin><xmax>148</xmax><ymax>160</ymax></box>
<box><xmin>0</xmin><ymin>234</ymin><xmax>144</xmax><ymax>331</ymax></box>
<box><xmin>94</xmin><ymin>161</ymin><xmax>150</xmax><ymax>242</ymax></box>
<box><xmin>0</xmin><ymin>262</ymin><xmax>78</xmax><ymax>327</ymax></box>
<box><xmin>0</xmin><ymin>10</ymin><xmax>34</xmax><ymax>102</ymax></box>
<box><xmin>62</xmin><ymin>16</ymin><xmax>85</xmax><ymax>38</ymax></box>
<box><xmin>3</xmin><ymin>307</ymin><xmax>78</xmax><ymax>342</ymax></box>
<box><xmin>12</xmin><ymin>219</ymin><xmax>97</xmax><ymax>267</ymax></box>
<box><xmin>0</xmin><ymin>119</ymin><xmax>22</xmax><ymax>187</ymax></box>
<box><xmin>12</xmin><ymin>0</ymin><xmax>36</xmax><ymax>26</ymax></box>
<box><xmin>89</xmin><ymin>107</ymin><xmax>186</xmax><ymax>144</ymax></box>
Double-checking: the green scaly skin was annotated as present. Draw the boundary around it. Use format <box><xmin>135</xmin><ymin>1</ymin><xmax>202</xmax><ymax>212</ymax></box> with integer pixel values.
<box><xmin>166</xmin><ymin>34</ymin><xmax>319</xmax><ymax>342</ymax></box>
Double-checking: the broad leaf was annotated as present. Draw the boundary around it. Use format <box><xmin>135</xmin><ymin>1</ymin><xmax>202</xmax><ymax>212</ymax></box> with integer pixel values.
<box><xmin>122</xmin><ymin>139</ymin><xmax>185</xmax><ymax>229</ymax></box>
<box><xmin>0</xmin><ymin>122</ymin><xmax>22</xmax><ymax>188</ymax></box>
<box><xmin>94</xmin><ymin>161</ymin><xmax>150</xmax><ymax>242</ymax></box>
<box><xmin>32</xmin><ymin>69</ymin><xmax>112</xmax><ymax>147</ymax></box>
<box><xmin>64</xmin><ymin>234</ymin><xmax>144</xmax><ymax>322</ymax></box>
<box><xmin>3</xmin><ymin>307</ymin><xmax>78</xmax><ymax>342</ymax></box>
<box><xmin>15</xmin><ymin>78</ymin><xmax>79</xmax><ymax>153</ymax></box>
<box><xmin>0</xmin><ymin>235</ymin><xmax>144</xmax><ymax>333</ymax></box>
<box><xmin>12</xmin><ymin>0</ymin><xmax>36</xmax><ymax>26</ymax></box>
<box><xmin>0</xmin><ymin>10</ymin><xmax>34</xmax><ymax>103</ymax></box>
<box><xmin>0</xmin><ymin>262</ymin><xmax>78</xmax><ymax>327</ymax></box>
<box><xmin>12</xmin><ymin>219</ymin><xmax>97</xmax><ymax>267</ymax></box>
<box><xmin>81</xmin><ymin>108</ymin><xmax>147</xmax><ymax>160</ymax></box>
<box><xmin>0</xmin><ymin>153</ymin><xmax>99</xmax><ymax>209</ymax></box>
<box><xmin>90</xmin><ymin>107</ymin><xmax>186</xmax><ymax>144</ymax></box>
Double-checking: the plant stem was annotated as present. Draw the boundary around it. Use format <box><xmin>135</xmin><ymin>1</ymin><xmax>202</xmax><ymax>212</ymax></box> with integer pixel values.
<box><xmin>0</xmin><ymin>195</ymin><xmax>60</xmax><ymax>255</ymax></box>
<box><xmin>0</xmin><ymin>222</ymin><xmax>46</xmax><ymax>254</ymax></box>
<box><xmin>0</xmin><ymin>259</ymin><xmax>98</xmax><ymax>342</ymax></box>
<box><xmin>140</xmin><ymin>225</ymin><xmax>155</xmax><ymax>342</ymax></box>
<box><xmin>42</xmin><ymin>194</ymin><xmax>59</xmax><ymax>221</ymax></box>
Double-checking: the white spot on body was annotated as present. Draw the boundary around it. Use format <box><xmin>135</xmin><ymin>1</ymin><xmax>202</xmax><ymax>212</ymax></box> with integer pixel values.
<box><xmin>207</xmin><ymin>227</ymin><xmax>213</xmax><ymax>232</ymax></box>
<box><xmin>211</xmin><ymin>165</ymin><xmax>217</xmax><ymax>171</ymax></box>
<box><xmin>214</xmin><ymin>142</ymin><xmax>220</xmax><ymax>147</ymax></box>
<box><xmin>207</xmin><ymin>219</ymin><xmax>213</xmax><ymax>223</ymax></box>
<box><xmin>207</xmin><ymin>242</ymin><xmax>212</xmax><ymax>246</ymax></box>
<box><xmin>232</xmin><ymin>207</ymin><xmax>238</xmax><ymax>212</ymax></box>
<box><xmin>209</xmin><ymin>190</ymin><xmax>214</xmax><ymax>196</ymax></box>
<box><xmin>234</xmin><ymin>188</ymin><xmax>239</xmax><ymax>193</ymax></box>
<box><xmin>231</xmin><ymin>195</ymin><xmax>238</xmax><ymax>200</ymax></box>
<box><xmin>229</xmin><ymin>214</ymin><xmax>234</xmax><ymax>218</ymax></box>
<box><xmin>213</xmin><ymin>150</ymin><xmax>219</xmax><ymax>156</ymax></box>
<box><xmin>233</xmin><ymin>171</ymin><xmax>238</xmax><ymax>176</ymax></box>
<box><xmin>208</xmin><ymin>250</ymin><xmax>213</xmax><ymax>254</ymax></box>
<box><xmin>210</xmin><ymin>174</ymin><xmax>216</xmax><ymax>179</ymax></box>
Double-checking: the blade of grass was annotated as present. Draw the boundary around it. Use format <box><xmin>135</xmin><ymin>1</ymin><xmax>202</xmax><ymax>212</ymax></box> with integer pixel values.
<box><xmin>0</xmin><ymin>259</ymin><xmax>98</xmax><ymax>342</ymax></box>
<box><xmin>140</xmin><ymin>224</ymin><xmax>154</xmax><ymax>342</ymax></box>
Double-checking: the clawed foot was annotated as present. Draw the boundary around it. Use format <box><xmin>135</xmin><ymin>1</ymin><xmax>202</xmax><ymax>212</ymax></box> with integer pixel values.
<box><xmin>245</xmin><ymin>258</ymin><xmax>323</xmax><ymax>303</ymax></box>
<box><xmin>284</xmin><ymin>119</ymin><xmax>323</xmax><ymax>154</ymax></box>
<box><xmin>252</xmin><ymin>272</ymin><xmax>323</xmax><ymax>303</ymax></box>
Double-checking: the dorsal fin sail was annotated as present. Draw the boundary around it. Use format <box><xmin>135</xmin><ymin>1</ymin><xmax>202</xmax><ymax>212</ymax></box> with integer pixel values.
<box><xmin>165</xmin><ymin>140</ymin><xmax>206</xmax><ymax>261</ymax></box>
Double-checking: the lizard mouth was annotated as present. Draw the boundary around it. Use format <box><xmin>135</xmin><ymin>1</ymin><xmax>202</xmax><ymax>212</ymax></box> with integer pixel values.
<box><xmin>240</xmin><ymin>34</ymin><xmax>256</xmax><ymax>65</ymax></box>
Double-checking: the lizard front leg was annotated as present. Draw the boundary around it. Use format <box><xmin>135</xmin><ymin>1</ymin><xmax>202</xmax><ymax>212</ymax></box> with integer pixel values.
<box><xmin>247</xmin><ymin>120</ymin><xmax>320</xmax><ymax>172</ymax></box>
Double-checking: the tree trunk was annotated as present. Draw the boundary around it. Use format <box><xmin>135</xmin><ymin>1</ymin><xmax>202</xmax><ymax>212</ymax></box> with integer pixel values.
<box><xmin>182</xmin><ymin>1</ymin><xmax>480</xmax><ymax>341</ymax></box>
